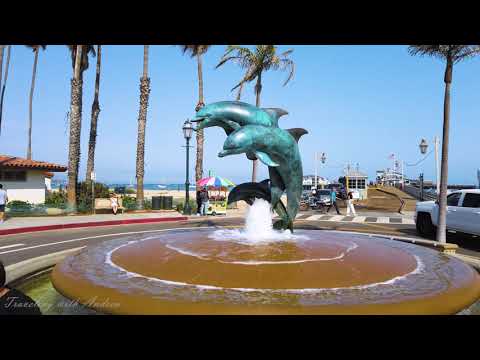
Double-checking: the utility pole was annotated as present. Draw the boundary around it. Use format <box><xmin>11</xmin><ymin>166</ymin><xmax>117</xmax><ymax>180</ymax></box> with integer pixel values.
<box><xmin>434</xmin><ymin>136</ymin><xmax>440</xmax><ymax>197</ymax></box>
<box><xmin>314</xmin><ymin>152</ymin><xmax>318</xmax><ymax>190</ymax></box>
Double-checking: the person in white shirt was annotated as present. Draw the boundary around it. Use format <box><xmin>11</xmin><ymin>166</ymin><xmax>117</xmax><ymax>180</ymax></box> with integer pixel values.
<box><xmin>0</xmin><ymin>184</ymin><xmax>8</xmax><ymax>223</ymax></box>
<box><xmin>346</xmin><ymin>191</ymin><xmax>357</xmax><ymax>216</ymax></box>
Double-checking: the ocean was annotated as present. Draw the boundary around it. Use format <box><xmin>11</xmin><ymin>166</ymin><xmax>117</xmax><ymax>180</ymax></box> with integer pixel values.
<box><xmin>51</xmin><ymin>183</ymin><xmax>197</xmax><ymax>191</ymax></box>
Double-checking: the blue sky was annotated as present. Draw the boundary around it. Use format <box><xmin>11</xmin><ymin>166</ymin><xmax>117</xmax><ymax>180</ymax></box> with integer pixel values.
<box><xmin>1</xmin><ymin>45</ymin><xmax>479</xmax><ymax>185</ymax></box>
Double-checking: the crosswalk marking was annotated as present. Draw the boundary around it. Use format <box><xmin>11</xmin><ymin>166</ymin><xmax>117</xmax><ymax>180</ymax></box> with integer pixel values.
<box><xmin>277</xmin><ymin>214</ymin><xmax>415</xmax><ymax>225</ymax></box>
<box><xmin>305</xmin><ymin>215</ymin><xmax>324</xmax><ymax>221</ymax></box>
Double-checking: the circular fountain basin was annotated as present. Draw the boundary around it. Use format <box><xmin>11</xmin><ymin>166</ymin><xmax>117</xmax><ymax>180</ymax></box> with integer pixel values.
<box><xmin>51</xmin><ymin>229</ymin><xmax>480</xmax><ymax>315</ymax></box>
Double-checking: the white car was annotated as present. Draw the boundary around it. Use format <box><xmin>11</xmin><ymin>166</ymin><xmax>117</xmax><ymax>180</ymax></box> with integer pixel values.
<box><xmin>415</xmin><ymin>189</ymin><xmax>480</xmax><ymax>238</ymax></box>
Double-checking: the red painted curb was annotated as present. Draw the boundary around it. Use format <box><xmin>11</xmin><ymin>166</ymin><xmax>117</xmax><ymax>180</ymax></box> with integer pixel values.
<box><xmin>0</xmin><ymin>217</ymin><xmax>189</xmax><ymax>236</ymax></box>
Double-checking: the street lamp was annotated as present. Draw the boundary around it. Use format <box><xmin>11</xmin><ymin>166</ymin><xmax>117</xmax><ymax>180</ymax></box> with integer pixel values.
<box><xmin>320</xmin><ymin>152</ymin><xmax>327</xmax><ymax>164</ymax></box>
<box><xmin>418</xmin><ymin>137</ymin><xmax>440</xmax><ymax>196</ymax></box>
<box><xmin>182</xmin><ymin>120</ymin><xmax>193</xmax><ymax>215</ymax></box>
<box><xmin>419</xmin><ymin>138</ymin><xmax>428</xmax><ymax>155</ymax></box>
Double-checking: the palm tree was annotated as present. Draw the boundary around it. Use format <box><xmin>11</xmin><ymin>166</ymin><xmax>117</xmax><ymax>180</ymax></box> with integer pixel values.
<box><xmin>0</xmin><ymin>45</ymin><xmax>11</xmax><ymax>136</ymax></box>
<box><xmin>216</xmin><ymin>45</ymin><xmax>295</xmax><ymax>182</ymax></box>
<box><xmin>85</xmin><ymin>45</ymin><xmax>102</xmax><ymax>188</ymax></box>
<box><xmin>135</xmin><ymin>45</ymin><xmax>151</xmax><ymax>210</ymax></box>
<box><xmin>66</xmin><ymin>45</ymin><xmax>96</xmax><ymax>210</ymax></box>
<box><xmin>25</xmin><ymin>45</ymin><xmax>46</xmax><ymax>159</ymax></box>
<box><xmin>180</xmin><ymin>45</ymin><xmax>212</xmax><ymax>183</ymax></box>
<box><xmin>409</xmin><ymin>45</ymin><xmax>480</xmax><ymax>243</ymax></box>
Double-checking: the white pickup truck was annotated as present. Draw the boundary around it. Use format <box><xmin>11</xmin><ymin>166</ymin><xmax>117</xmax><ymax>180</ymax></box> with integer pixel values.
<box><xmin>415</xmin><ymin>189</ymin><xmax>480</xmax><ymax>238</ymax></box>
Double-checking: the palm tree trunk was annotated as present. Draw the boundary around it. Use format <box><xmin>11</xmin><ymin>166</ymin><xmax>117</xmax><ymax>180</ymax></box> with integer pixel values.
<box><xmin>252</xmin><ymin>72</ymin><xmax>262</xmax><ymax>182</ymax></box>
<box><xmin>195</xmin><ymin>53</ymin><xmax>205</xmax><ymax>183</ymax></box>
<box><xmin>436</xmin><ymin>59</ymin><xmax>453</xmax><ymax>243</ymax></box>
<box><xmin>136</xmin><ymin>45</ymin><xmax>151</xmax><ymax>210</ymax></box>
<box><xmin>67</xmin><ymin>45</ymin><xmax>84</xmax><ymax>211</ymax></box>
<box><xmin>27</xmin><ymin>48</ymin><xmax>39</xmax><ymax>160</ymax></box>
<box><xmin>0</xmin><ymin>45</ymin><xmax>11</xmax><ymax>136</ymax></box>
<box><xmin>236</xmin><ymin>81</ymin><xmax>244</xmax><ymax>101</ymax></box>
<box><xmin>86</xmin><ymin>45</ymin><xmax>102</xmax><ymax>187</ymax></box>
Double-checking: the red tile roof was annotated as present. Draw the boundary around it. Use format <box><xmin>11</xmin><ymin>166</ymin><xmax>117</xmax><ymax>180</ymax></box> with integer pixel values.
<box><xmin>0</xmin><ymin>155</ymin><xmax>67</xmax><ymax>172</ymax></box>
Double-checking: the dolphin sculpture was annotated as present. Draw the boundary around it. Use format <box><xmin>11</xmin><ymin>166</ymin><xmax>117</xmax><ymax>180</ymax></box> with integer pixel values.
<box><xmin>219</xmin><ymin>125</ymin><xmax>308</xmax><ymax>232</ymax></box>
<box><xmin>193</xmin><ymin>101</ymin><xmax>307</xmax><ymax>232</ymax></box>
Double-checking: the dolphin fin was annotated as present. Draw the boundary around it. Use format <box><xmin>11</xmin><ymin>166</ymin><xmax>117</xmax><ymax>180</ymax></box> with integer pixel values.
<box><xmin>221</xmin><ymin>119</ymin><xmax>240</xmax><ymax>134</ymax></box>
<box><xmin>263</xmin><ymin>108</ymin><xmax>289</xmax><ymax>126</ymax></box>
<box><xmin>246</xmin><ymin>151</ymin><xmax>257</xmax><ymax>161</ymax></box>
<box><xmin>255</xmin><ymin>151</ymin><xmax>279</xmax><ymax>167</ymax></box>
<box><xmin>286</xmin><ymin>128</ymin><xmax>308</xmax><ymax>143</ymax></box>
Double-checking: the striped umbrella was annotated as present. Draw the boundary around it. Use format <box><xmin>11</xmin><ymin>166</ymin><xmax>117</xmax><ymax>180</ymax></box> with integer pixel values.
<box><xmin>197</xmin><ymin>176</ymin><xmax>235</xmax><ymax>188</ymax></box>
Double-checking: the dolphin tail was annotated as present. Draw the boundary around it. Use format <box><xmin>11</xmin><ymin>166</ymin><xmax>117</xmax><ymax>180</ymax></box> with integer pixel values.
<box><xmin>286</xmin><ymin>128</ymin><xmax>308</xmax><ymax>143</ymax></box>
<box><xmin>263</xmin><ymin>108</ymin><xmax>289</xmax><ymax>126</ymax></box>
<box><xmin>272</xmin><ymin>200</ymin><xmax>294</xmax><ymax>232</ymax></box>
<box><xmin>227</xmin><ymin>179</ymin><xmax>271</xmax><ymax>205</ymax></box>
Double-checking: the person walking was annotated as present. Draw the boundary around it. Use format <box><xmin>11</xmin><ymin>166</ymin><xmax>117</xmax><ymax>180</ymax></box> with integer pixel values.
<box><xmin>346</xmin><ymin>191</ymin><xmax>357</xmax><ymax>216</ymax></box>
<box><xmin>0</xmin><ymin>184</ymin><xmax>8</xmax><ymax>224</ymax></box>
<box><xmin>200</xmin><ymin>188</ymin><xmax>209</xmax><ymax>216</ymax></box>
<box><xmin>327</xmin><ymin>188</ymin><xmax>341</xmax><ymax>215</ymax></box>
<box><xmin>196</xmin><ymin>187</ymin><xmax>202</xmax><ymax>216</ymax></box>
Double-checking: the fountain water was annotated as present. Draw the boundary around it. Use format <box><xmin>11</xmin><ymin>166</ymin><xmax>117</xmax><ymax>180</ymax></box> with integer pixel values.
<box><xmin>211</xmin><ymin>198</ymin><xmax>307</xmax><ymax>244</ymax></box>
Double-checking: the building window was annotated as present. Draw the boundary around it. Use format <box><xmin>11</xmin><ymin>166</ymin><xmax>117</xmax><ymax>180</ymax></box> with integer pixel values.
<box><xmin>0</xmin><ymin>170</ymin><xmax>27</xmax><ymax>182</ymax></box>
<box><xmin>348</xmin><ymin>179</ymin><xmax>356</xmax><ymax>189</ymax></box>
<box><xmin>357</xmin><ymin>179</ymin><xmax>366</xmax><ymax>189</ymax></box>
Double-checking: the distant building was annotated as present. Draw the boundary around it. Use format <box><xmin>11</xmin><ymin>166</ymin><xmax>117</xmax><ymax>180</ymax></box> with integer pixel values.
<box><xmin>376</xmin><ymin>168</ymin><xmax>404</xmax><ymax>187</ymax></box>
<box><xmin>343</xmin><ymin>169</ymin><xmax>368</xmax><ymax>200</ymax></box>
<box><xmin>0</xmin><ymin>155</ymin><xmax>67</xmax><ymax>204</ymax></box>
<box><xmin>303</xmin><ymin>175</ymin><xmax>329</xmax><ymax>191</ymax></box>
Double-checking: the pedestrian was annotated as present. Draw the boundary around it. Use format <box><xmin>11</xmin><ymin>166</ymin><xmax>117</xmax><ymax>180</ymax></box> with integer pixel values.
<box><xmin>196</xmin><ymin>187</ymin><xmax>202</xmax><ymax>216</ymax></box>
<box><xmin>109</xmin><ymin>193</ymin><xmax>119</xmax><ymax>215</ymax></box>
<box><xmin>0</xmin><ymin>184</ymin><xmax>8</xmax><ymax>224</ymax></box>
<box><xmin>327</xmin><ymin>188</ymin><xmax>341</xmax><ymax>215</ymax></box>
<box><xmin>0</xmin><ymin>260</ymin><xmax>42</xmax><ymax>315</ymax></box>
<box><xmin>200</xmin><ymin>187</ymin><xmax>209</xmax><ymax>216</ymax></box>
<box><xmin>346</xmin><ymin>191</ymin><xmax>357</xmax><ymax>216</ymax></box>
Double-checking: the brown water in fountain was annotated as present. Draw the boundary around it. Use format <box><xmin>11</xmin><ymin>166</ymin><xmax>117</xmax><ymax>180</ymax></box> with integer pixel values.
<box><xmin>52</xmin><ymin>229</ymin><xmax>480</xmax><ymax>315</ymax></box>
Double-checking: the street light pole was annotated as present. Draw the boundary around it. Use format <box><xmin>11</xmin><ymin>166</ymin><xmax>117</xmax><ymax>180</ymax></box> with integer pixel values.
<box><xmin>434</xmin><ymin>136</ymin><xmax>440</xmax><ymax>197</ymax></box>
<box><xmin>182</xmin><ymin>120</ymin><xmax>193</xmax><ymax>215</ymax></box>
<box><xmin>314</xmin><ymin>152</ymin><xmax>318</xmax><ymax>190</ymax></box>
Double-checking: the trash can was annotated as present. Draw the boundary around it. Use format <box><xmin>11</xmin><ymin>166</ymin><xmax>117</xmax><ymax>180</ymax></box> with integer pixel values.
<box><xmin>152</xmin><ymin>196</ymin><xmax>162</xmax><ymax>210</ymax></box>
<box><xmin>163</xmin><ymin>196</ymin><xmax>173</xmax><ymax>210</ymax></box>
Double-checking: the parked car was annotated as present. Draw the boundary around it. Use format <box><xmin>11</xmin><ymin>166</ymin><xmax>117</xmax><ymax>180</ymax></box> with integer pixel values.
<box><xmin>415</xmin><ymin>189</ymin><xmax>480</xmax><ymax>238</ymax></box>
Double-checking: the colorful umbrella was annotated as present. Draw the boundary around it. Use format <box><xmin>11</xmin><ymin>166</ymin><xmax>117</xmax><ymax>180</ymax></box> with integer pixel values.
<box><xmin>197</xmin><ymin>176</ymin><xmax>235</xmax><ymax>188</ymax></box>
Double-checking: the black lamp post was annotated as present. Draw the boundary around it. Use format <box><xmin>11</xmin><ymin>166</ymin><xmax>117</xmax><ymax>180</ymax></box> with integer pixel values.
<box><xmin>419</xmin><ymin>138</ymin><xmax>428</xmax><ymax>155</ymax></box>
<box><xmin>320</xmin><ymin>152</ymin><xmax>327</xmax><ymax>164</ymax></box>
<box><xmin>182</xmin><ymin>120</ymin><xmax>193</xmax><ymax>215</ymax></box>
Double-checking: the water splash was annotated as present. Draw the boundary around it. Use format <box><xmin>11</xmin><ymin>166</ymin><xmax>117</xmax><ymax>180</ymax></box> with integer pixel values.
<box><xmin>210</xmin><ymin>198</ymin><xmax>308</xmax><ymax>244</ymax></box>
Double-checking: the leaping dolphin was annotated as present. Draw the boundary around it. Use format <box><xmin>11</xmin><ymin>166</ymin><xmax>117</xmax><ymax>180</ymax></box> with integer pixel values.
<box><xmin>193</xmin><ymin>101</ymin><xmax>289</xmax><ymax>132</ymax></box>
<box><xmin>193</xmin><ymin>101</ymin><xmax>289</xmax><ymax>161</ymax></box>
<box><xmin>219</xmin><ymin>124</ymin><xmax>308</xmax><ymax>231</ymax></box>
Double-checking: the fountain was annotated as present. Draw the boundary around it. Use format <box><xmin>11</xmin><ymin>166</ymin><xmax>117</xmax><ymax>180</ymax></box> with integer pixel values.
<box><xmin>51</xmin><ymin>101</ymin><xmax>480</xmax><ymax>314</ymax></box>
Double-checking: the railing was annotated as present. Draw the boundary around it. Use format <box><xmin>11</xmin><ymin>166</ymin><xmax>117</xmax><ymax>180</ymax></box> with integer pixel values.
<box><xmin>401</xmin><ymin>184</ymin><xmax>437</xmax><ymax>202</ymax></box>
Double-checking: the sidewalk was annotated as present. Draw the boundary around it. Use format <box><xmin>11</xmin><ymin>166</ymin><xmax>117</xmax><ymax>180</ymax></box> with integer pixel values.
<box><xmin>0</xmin><ymin>211</ymin><xmax>189</xmax><ymax>236</ymax></box>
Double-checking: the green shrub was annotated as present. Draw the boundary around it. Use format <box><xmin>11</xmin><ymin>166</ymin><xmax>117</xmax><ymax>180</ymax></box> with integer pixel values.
<box><xmin>175</xmin><ymin>199</ymin><xmax>197</xmax><ymax>213</ymax></box>
<box><xmin>125</xmin><ymin>188</ymin><xmax>136</xmax><ymax>194</ymax></box>
<box><xmin>75</xmin><ymin>181</ymin><xmax>111</xmax><ymax>213</ymax></box>
<box><xmin>6</xmin><ymin>200</ymin><xmax>33</xmax><ymax>213</ymax></box>
<box><xmin>45</xmin><ymin>191</ymin><xmax>68</xmax><ymax>209</ymax></box>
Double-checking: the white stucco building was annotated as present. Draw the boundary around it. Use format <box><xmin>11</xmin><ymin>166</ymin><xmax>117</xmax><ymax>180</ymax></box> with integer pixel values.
<box><xmin>0</xmin><ymin>155</ymin><xmax>67</xmax><ymax>204</ymax></box>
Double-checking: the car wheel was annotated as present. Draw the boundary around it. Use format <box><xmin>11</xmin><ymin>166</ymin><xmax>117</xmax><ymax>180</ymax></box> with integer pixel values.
<box><xmin>416</xmin><ymin>213</ymin><xmax>435</xmax><ymax>239</ymax></box>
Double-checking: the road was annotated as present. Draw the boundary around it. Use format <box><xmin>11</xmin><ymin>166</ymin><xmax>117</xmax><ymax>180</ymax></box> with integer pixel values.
<box><xmin>1</xmin><ymin>214</ymin><xmax>479</xmax><ymax>267</ymax></box>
